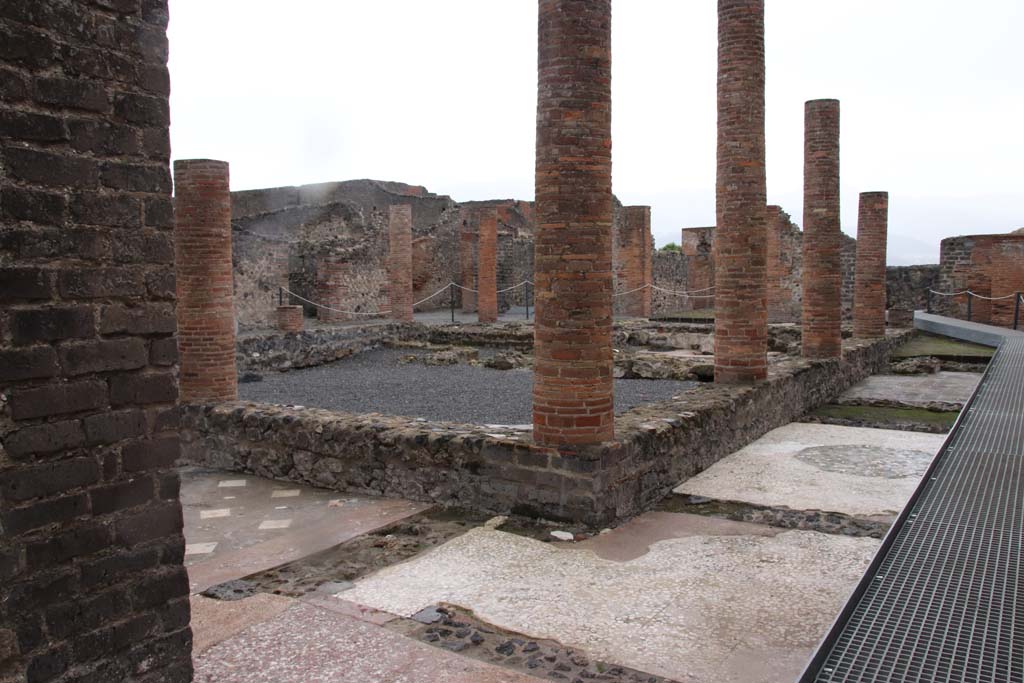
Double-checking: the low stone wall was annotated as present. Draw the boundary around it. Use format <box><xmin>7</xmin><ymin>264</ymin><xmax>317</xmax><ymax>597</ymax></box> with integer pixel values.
<box><xmin>185</xmin><ymin>329</ymin><xmax>912</xmax><ymax>525</ymax></box>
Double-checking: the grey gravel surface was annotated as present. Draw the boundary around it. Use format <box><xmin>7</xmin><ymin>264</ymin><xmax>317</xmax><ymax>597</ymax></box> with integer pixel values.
<box><xmin>238</xmin><ymin>348</ymin><xmax>696</xmax><ymax>425</ymax></box>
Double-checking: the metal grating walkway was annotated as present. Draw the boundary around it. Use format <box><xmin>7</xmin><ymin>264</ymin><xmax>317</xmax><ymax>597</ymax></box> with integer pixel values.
<box><xmin>800</xmin><ymin>331</ymin><xmax>1024</xmax><ymax>683</ymax></box>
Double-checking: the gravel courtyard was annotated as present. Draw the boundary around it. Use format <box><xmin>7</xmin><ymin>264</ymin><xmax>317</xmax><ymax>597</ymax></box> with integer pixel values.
<box><xmin>239</xmin><ymin>349</ymin><xmax>696</xmax><ymax>425</ymax></box>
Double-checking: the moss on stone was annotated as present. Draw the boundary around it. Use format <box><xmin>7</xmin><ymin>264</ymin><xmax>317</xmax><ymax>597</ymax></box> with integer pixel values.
<box><xmin>812</xmin><ymin>404</ymin><xmax>959</xmax><ymax>428</ymax></box>
<box><xmin>892</xmin><ymin>334</ymin><xmax>994</xmax><ymax>361</ymax></box>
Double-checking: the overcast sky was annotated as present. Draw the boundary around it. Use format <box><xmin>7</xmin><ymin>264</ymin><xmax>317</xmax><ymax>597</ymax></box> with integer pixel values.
<box><xmin>168</xmin><ymin>1</ymin><xmax>1023</xmax><ymax>266</ymax></box>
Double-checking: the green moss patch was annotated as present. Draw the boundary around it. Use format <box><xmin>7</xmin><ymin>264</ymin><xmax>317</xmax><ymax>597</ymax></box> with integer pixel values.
<box><xmin>812</xmin><ymin>404</ymin><xmax>959</xmax><ymax>429</ymax></box>
<box><xmin>892</xmin><ymin>334</ymin><xmax>995</xmax><ymax>361</ymax></box>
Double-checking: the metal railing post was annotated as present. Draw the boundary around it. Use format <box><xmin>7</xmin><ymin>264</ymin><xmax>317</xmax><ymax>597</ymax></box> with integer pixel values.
<box><xmin>526</xmin><ymin>282</ymin><xmax>531</xmax><ymax>320</ymax></box>
<box><xmin>966</xmin><ymin>292</ymin><xmax>973</xmax><ymax>322</ymax></box>
<box><xmin>450</xmin><ymin>283</ymin><xmax>455</xmax><ymax>323</ymax></box>
<box><xmin>279</xmin><ymin>286</ymin><xmax>283</xmax><ymax>307</ymax></box>
<box><xmin>1014</xmin><ymin>293</ymin><xmax>1021</xmax><ymax>331</ymax></box>
<box><xmin>926</xmin><ymin>289</ymin><xmax>932</xmax><ymax>314</ymax></box>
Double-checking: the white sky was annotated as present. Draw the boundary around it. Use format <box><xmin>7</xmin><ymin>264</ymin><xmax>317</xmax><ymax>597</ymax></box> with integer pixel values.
<box><xmin>168</xmin><ymin>1</ymin><xmax>1024</xmax><ymax>266</ymax></box>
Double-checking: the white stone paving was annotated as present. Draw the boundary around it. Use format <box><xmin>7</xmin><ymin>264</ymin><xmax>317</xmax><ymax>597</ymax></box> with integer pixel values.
<box><xmin>343</xmin><ymin>526</ymin><xmax>879</xmax><ymax>683</ymax></box>
<box><xmin>675</xmin><ymin>423</ymin><xmax>946</xmax><ymax>517</ymax></box>
<box><xmin>186</xmin><ymin>542</ymin><xmax>218</xmax><ymax>556</ymax></box>
<box><xmin>200</xmin><ymin>509</ymin><xmax>231</xmax><ymax>519</ymax></box>
<box><xmin>258</xmin><ymin>519</ymin><xmax>292</xmax><ymax>530</ymax></box>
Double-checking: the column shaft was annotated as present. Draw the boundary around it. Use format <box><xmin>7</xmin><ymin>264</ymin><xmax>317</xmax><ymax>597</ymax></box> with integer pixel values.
<box><xmin>477</xmin><ymin>210</ymin><xmax>498</xmax><ymax>323</ymax></box>
<box><xmin>174</xmin><ymin>159</ymin><xmax>238</xmax><ymax>402</ymax></box>
<box><xmin>533</xmin><ymin>0</ymin><xmax>614</xmax><ymax>446</ymax></box>
<box><xmin>852</xmin><ymin>192</ymin><xmax>889</xmax><ymax>338</ymax></box>
<box><xmin>388</xmin><ymin>205</ymin><xmax>414</xmax><ymax>322</ymax></box>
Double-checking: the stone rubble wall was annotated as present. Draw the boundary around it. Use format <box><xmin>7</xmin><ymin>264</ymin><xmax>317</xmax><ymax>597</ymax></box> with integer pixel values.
<box><xmin>183</xmin><ymin>327</ymin><xmax>911</xmax><ymax>525</ymax></box>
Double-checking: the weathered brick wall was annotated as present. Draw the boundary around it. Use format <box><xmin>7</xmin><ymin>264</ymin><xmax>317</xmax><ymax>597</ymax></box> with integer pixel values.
<box><xmin>886</xmin><ymin>265</ymin><xmax>938</xmax><ymax>312</ymax></box>
<box><xmin>651</xmin><ymin>251</ymin><xmax>689</xmax><ymax>316</ymax></box>
<box><xmin>766</xmin><ymin>206</ymin><xmax>803</xmax><ymax>323</ymax></box>
<box><xmin>615</xmin><ymin>206</ymin><xmax>652</xmax><ymax>317</ymax></box>
<box><xmin>680</xmin><ymin>227</ymin><xmax>716</xmax><ymax>312</ymax></box>
<box><xmin>315</xmin><ymin>255</ymin><xmax>352</xmax><ymax>324</ymax></box>
<box><xmin>934</xmin><ymin>233</ymin><xmax>1024</xmax><ymax>321</ymax></box>
<box><xmin>0</xmin><ymin>1</ymin><xmax>192</xmax><ymax>680</ymax></box>
<box><xmin>802</xmin><ymin>99</ymin><xmax>843</xmax><ymax>358</ymax></box>
<box><xmin>459</xmin><ymin>228</ymin><xmax>477</xmax><ymax>313</ymax></box>
<box><xmin>715</xmin><ymin>0</ymin><xmax>768</xmax><ymax>383</ymax></box>
<box><xmin>990</xmin><ymin>241</ymin><xmax>1024</xmax><ymax>328</ymax></box>
<box><xmin>275</xmin><ymin>305</ymin><xmax>303</xmax><ymax>333</ymax></box>
<box><xmin>853</xmin><ymin>192</ymin><xmax>889</xmax><ymax>338</ymax></box>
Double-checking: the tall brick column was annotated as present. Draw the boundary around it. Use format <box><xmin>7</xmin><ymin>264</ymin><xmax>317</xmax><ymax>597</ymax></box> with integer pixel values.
<box><xmin>801</xmin><ymin>99</ymin><xmax>843</xmax><ymax>358</ymax></box>
<box><xmin>478</xmin><ymin>209</ymin><xmax>499</xmax><ymax>323</ymax></box>
<box><xmin>714</xmin><ymin>0</ymin><xmax>768</xmax><ymax>382</ymax></box>
<box><xmin>0</xmin><ymin>2</ymin><xmax>193</xmax><ymax>680</ymax></box>
<box><xmin>620</xmin><ymin>206</ymin><xmax>653</xmax><ymax>318</ymax></box>
<box><xmin>174</xmin><ymin>160</ymin><xmax>238</xmax><ymax>402</ymax></box>
<box><xmin>533</xmin><ymin>0</ymin><xmax>614</xmax><ymax>446</ymax></box>
<box><xmin>852</xmin><ymin>192</ymin><xmax>889</xmax><ymax>338</ymax></box>
<box><xmin>388</xmin><ymin>205</ymin><xmax>414</xmax><ymax>322</ymax></box>
<box><xmin>316</xmin><ymin>255</ymin><xmax>351</xmax><ymax>324</ymax></box>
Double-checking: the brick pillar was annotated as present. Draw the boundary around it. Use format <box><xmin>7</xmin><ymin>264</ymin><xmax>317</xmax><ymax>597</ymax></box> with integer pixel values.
<box><xmin>276</xmin><ymin>305</ymin><xmax>304</xmax><ymax>333</ymax></box>
<box><xmin>621</xmin><ymin>206</ymin><xmax>652</xmax><ymax>318</ymax></box>
<box><xmin>643</xmin><ymin>219</ymin><xmax>654</xmax><ymax>318</ymax></box>
<box><xmin>174</xmin><ymin>159</ymin><xmax>238</xmax><ymax>402</ymax></box>
<box><xmin>388</xmin><ymin>205</ymin><xmax>414</xmax><ymax>322</ymax></box>
<box><xmin>852</xmin><ymin>192</ymin><xmax>889</xmax><ymax>338</ymax></box>
<box><xmin>1</xmin><ymin>4</ymin><xmax>193</xmax><ymax>678</ymax></box>
<box><xmin>714</xmin><ymin>0</ymin><xmax>768</xmax><ymax>383</ymax></box>
<box><xmin>316</xmin><ymin>255</ymin><xmax>350</xmax><ymax>324</ymax></box>
<box><xmin>533</xmin><ymin>0</ymin><xmax>614</xmax><ymax>447</ymax></box>
<box><xmin>460</xmin><ymin>229</ymin><xmax>478</xmax><ymax>312</ymax></box>
<box><xmin>990</xmin><ymin>241</ymin><xmax>1024</xmax><ymax>328</ymax></box>
<box><xmin>477</xmin><ymin>209</ymin><xmax>499</xmax><ymax>323</ymax></box>
<box><xmin>801</xmin><ymin>99</ymin><xmax>842</xmax><ymax>359</ymax></box>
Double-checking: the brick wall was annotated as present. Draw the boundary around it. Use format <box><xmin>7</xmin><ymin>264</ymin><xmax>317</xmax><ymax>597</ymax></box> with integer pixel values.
<box><xmin>990</xmin><ymin>241</ymin><xmax>1024</xmax><ymax>328</ymax></box>
<box><xmin>766</xmin><ymin>206</ymin><xmax>803</xmax><ymax>323</ymax></box>
<box><xmin>935</xmin><ymin>233</ymin><xmax>1024</xmax><ymax>322</ymax></box>
<box><xmin>459</xmin><ymin>228</ymin><xmax>477</xmax><ymax>312</ymax></box>
<box><xmin>802</xmin><ymin>99</ymin><xmax>843</xmax><ymax>358</ymax></box>
<box><xmin>534</xmin><ymin>0</ymin><xmax>615</xmax><ymax>447</ymax></box>
<box><xmin>315</xmin><ymin>255</ymin><xmax>351</xmax><ymax>324</ymax></box>
<box><xmin>387</xmin><ymin>205</ymin><xmax>413</xmax><ymax>322</ymax></box>
<box><xmin>615</xmin><ymin>206</ymin><xmax>652</xmax><ymax>318</ymax></box>
<box><xmin>714</xmin><ymin>0</ymin><xmax>768</xmax><ymax>383</ymax></box>
<box><xmin>0</xmin><ymin>1</ymin><xmax>193</xmax><ymax>680</ymax></box>
<box><xmin>174</xmin><ymin>160</ymin><xmax>238</xmax><ymax>402</ymax></box>
<box><xmin>852</xmin><ymin>192</ymin><xmax>889</xmax><ymax>338</ymax></box>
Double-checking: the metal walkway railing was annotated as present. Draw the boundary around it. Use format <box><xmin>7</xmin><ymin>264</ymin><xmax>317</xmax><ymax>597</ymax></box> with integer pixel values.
<box><xmin>799</xmin><ymin>317</ymin><xmax>1023</xmax><ymax>683</ymax></box>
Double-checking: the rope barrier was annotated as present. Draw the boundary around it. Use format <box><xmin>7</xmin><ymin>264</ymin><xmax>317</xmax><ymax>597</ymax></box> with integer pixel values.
<box><xmin>449</xmin><ymin>282</ymin><xmax>478</xmax><ymax>294</ymax></box>
<box><xmin>496</xmin><ymin>280</ymin><xmax>533</xmax><ymax>294</ymax></box>
<box><xmin>928</xmin><ymin>288</ymin><xmax>1019</xmax><ymax>301</ymax></box>
<box><xmin>412</xmin><ymin>283</ymin><xmax>458</xmax><ymax>307</ymax></box>
<box><xmin>611</xmin><ymin>283</ymin><xmax>716</xmax><ymax>298</ymax></box>
<box><xmin>280</xmin><ymin>286</ymin><xmax>391</xmax><ymax>317</ymax></box>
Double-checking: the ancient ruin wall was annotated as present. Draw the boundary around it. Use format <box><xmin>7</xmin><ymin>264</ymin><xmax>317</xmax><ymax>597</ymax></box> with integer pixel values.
<box><xmin>0</xmin><ymin>1</ymin><xmax>193</xmax><ymax>680</ymax></box>
<box><xmin>181</xmin><ymin>331</ymin><xmax>910</xmax><ymax>525</ymax></box>
<box><xmin>934</xmin><ymin>233</ymin><xmax>1024</xmax><ymax>324</ymax></box>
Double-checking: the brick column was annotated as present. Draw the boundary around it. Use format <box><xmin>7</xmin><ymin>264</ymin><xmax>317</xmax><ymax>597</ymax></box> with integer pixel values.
<box><xmin>990</xmin><ymin>241</ymin><xmax>1024</xmax><ymax>328</ymax></box>
<box><xmin>477</xmin><ymin>209</ymin><xmax>499</xmax><ymax>323</ymax></box>
<box><xmin>460</xmin><ymin>229</ymin><xmax>478</xmax><ymax>312</ymax></box>
<box><xmin>621</xmin><ymin>206</ymin><xmax>652</xmax><ymax>318</ymax></box>
<box><xmin>852</xmin><ymin>192</ymin><xmax>889</xmax><ymax>338</ymax></box>
<box><xmin>388</xmin><ymin>205</ymin><xmax>414</xmax><ymax>322</ymax></box>
<box><xmin>174</xmin><ymin>159</ymin><xmax>238</xmax><ymax>402</ymax></box>
<box><xmin>276</xmin><ymin>305</ymin><xmax>304</xmax><ymax>333</ymax></box>
<box><xmin>801</xmin><ymin>99</ymin><xmax>842</xmax><ymax>359</ymax></box>
<box><xmin>533</xmin><ymin>0</ymin><xmax>614</xmax><ymax>447</ymax></box>
<box><xmin>316</xmin><ymin>255</ymin><xmax>350</xmax><ymax>324</ymax></box>
<box><xmin>714</xmin><ymin>0</ymin><xmax>768</xmax><ymax>382</ymax></box>
<box><xmin>642</xmin><ymin>218</ymin><xmax>654</xmax><ymax>318</ymax></box>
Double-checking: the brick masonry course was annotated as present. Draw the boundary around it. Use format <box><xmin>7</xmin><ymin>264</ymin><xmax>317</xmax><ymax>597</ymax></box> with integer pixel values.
<box><xmin>387</xmin><ymin>205</ymin><xmax>414</xmax><ymax>323</ymax></box>
<box><xmin>476</xmin><ymin>210</ymin><xmax>498</xmax><ymax>324</ymax></box>
<box><xmin>0</xmin><ymin>1</ymin><xmax>193</xmax><ymax>680</ymax></box>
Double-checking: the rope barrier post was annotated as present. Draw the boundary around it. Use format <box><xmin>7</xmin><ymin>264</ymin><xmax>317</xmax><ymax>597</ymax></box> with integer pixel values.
<box><xmin>926</xmin><ymin>289</ymin><xmax>932</xmax><ymax>314</ymax></box>
<box><xmin>526</xmin><ymin>282</ymin><xmax>531</xmax><ymax>320</ymax></box>
<box><xmin>967</xmin><ymin>292</ymin><xmax>973</xmax><ymax>322</ymax></box>
<box><xmin>278</xmin><ymin>286</ymin><xmax>283</xmax><ymax>307</ymax></box>
<box><xmin>450</xmin><ymin>283</ymin><xmax>455</xmax><ymax>323</ymax></box>
<box><xmin>1014</xmin><ymin>292</ymin><xmax>1021</xmax><ymax>331</ymax></box>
